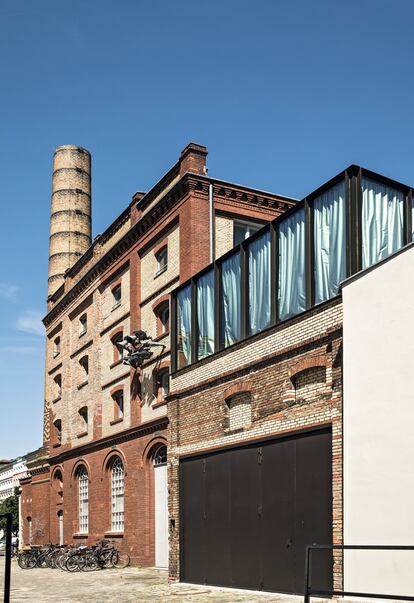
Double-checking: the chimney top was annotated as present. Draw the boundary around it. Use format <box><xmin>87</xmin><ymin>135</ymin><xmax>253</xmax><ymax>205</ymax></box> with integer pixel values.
<box><xmin>179</xmin><ymin>142</ymin><xmax>208</xmax><ymax>176</ymax></box>
<box><xmin>54</xmin><ymin>145</ymin><xmax>90</xmax><ymax>155</ymax></box>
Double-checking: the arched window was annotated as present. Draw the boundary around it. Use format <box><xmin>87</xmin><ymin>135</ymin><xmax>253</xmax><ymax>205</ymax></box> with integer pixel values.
<box><xmin>78</xmin><ymin>467</ymin><xmax>89</xmax><ymax>533</ymax></box>
<box><xmin>111</xmin><ymin>458</ymin><xmax>124</xmax><ymax>532</ymax></box>
<box><xmin>153</xmin><ymin>445</ymin><xmax>167</xmax><ymax>466</ymax></box>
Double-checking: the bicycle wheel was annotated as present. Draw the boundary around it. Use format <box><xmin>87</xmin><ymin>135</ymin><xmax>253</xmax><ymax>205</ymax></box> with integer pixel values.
<box><xmin>17</xmin><ymin>553</ymin><xmax>30</xmax><ymax>569</ymax></box>
<box><xmin>113</xmin><ymin>551</ymin><xmax>130</xmax><ymax>569</ymax></box>
<box><xmin>66</xmin><ymin>553</ymin><xmax>83</xmax><ymax>572</ymax></box>
<box><xmin>83</xmin><ymin>552</ymin><xmax>99</xmax><ymax>572</ymax></box>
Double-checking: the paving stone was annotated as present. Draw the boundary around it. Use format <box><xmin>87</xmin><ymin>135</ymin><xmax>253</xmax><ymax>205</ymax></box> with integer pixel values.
<box><xmin>0</xmin><ymin>560</ymin><xmax>309</xmax><ymax>602</ymax></box>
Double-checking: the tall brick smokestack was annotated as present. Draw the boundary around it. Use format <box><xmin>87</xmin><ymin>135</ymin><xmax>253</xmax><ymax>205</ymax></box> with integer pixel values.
<box><xmin>47</xmin><ymin>145</ymin><xmax>92</xmax><ymax>298</ymax></box>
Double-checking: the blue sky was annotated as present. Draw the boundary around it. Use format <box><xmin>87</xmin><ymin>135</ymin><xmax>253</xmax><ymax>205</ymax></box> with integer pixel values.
<box><xmin>1</xmin><ymin>0</ymin><xmax>414</xmax><ymax>458</ymax></box>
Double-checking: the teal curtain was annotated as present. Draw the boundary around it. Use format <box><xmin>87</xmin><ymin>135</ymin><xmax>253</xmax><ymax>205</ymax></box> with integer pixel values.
<box><xmin>362</xmin><ymin>177</ymin><xmax>404</xmax><ymax>269</ymax></box>
<box><xmin>221</xmin><ymin>252</ymin><xmax>240</xmax><ymax>347</ymax></box>
<box><xmin>177</xmin><ymin>285</ymin><xmax>191</xmax><ymax>368</ymax></box>
<box><xmin>197</xmin><ymin>270</ymin><xmax>215</xmax><ymax>359</ymax></box>
<box><xmin>278</xmin><ymin>209</ymin><xmax>306</xmax><ymax>320</ymax></box>
<box><xmin>314</xmin><ymin>181</ymin><xmax>346</xmax><ymax>303</ymax></box>
<box><xmin>248</xmin><ymin>231</ymin><xmax>271</xmax><ymax>334</ymax></box>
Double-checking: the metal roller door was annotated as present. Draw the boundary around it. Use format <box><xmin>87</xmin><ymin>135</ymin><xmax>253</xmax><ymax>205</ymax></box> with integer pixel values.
<box><xmin>179</xmin><ymin>428</ymin><xmax>332</xmax><ymax>594</ymax></box>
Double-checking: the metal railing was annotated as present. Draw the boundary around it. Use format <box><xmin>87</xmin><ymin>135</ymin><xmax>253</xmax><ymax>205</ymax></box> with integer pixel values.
<box><xmin>304</xmin><ymin>544</ymin><xmax>414</xmax><ymax>603</ymax></box>
<box><xmin>0</xmin><ymin>513</ymin><xmax>12</xmax><ymax>603</ymax></box>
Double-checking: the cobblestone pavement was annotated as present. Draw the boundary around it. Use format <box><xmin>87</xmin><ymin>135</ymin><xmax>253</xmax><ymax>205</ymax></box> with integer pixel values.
<box><xmin>0</xmin><ymin>560</ymin><xmax>307</xmax><ymax>603</ymax></box>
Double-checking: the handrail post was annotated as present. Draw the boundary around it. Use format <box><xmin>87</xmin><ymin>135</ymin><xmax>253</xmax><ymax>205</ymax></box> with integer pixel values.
<box><xmin>1</xmin><ymin>513</ymin><xmax>12</xmax><ymax>603</ymax></box>
<box><xmin>304</xmin><ymin>545</ymin><xmax>311</xmax><ymax>603</ymax></box>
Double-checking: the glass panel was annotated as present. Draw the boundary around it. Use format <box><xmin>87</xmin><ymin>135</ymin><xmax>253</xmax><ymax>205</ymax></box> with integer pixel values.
<box><xmin>221</xmin><ymin>252</ymin><xmax>241</xmax><ymax>347</ymax></box>
<box><xmin>248</xmin><ymin>231</ymin><xmax>271</xmax><ymax>335</ymax></box>
<box><xmin>197</xmin><ymin>270</ymin><xmax>215</xmax><ymax>359</ymax></box>
<box><xmin>361</xmin><ymin>177</ymin><xmax>404</xmax><ymax>269</ymax></box>
<box><xmin>177</xmin><ymin>285</ymin><xmax>192</xmax><ymax>368</ymax></box>
<box><xmin>278</xmin><ymin>209</ymin><xmax>306</xmax><ymax>320</ymax></box>
<box><xmin>314</xmin><ymin>181</ymin><xmax>346</xmax><ymax>304</ymax></box>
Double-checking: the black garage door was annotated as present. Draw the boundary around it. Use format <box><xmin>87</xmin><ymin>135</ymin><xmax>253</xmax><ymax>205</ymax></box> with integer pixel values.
<box><xmin>179</xmin><ymin>428</ymin><xmax>332</xmax><ymax>594</ymax></box>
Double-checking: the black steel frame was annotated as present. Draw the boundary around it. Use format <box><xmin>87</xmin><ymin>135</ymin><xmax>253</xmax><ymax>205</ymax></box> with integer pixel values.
<box><xmin>304</xmin><ymin>544</ymin><xmax>414</xmax><ymax>603</ymax></box>
<box><xmin>0</xmin><ymin>513</ymin><xmax>12</xmax><ymax>603</ymax></box>
<box><xmin>172</xmin><ymin>164</ymin><xmax>413</xmax><ymax>373</ymax></box>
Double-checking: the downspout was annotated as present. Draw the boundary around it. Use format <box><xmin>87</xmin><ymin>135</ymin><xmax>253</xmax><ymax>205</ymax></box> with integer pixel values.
<box><xmin>209</xmin><ymin>182</ymin><xmax>215</xmax><ymax>263</ymax></box>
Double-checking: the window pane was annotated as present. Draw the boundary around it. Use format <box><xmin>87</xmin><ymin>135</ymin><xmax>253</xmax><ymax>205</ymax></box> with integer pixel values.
<box><xmin>361</xmin><ymin>177</ymin><xmax>404</xmax><ymax>269</ymax></box>
<box><xmin>234</xmin><ymin>222</ymin><xmax>261</xmax><ymax>246</ymax></box>
<box><xmin>177</xmin><ymin>285</ymin><xmax>192</xmax><ymax>368</ymax></box>
<box><xmin>197</xmin><ymin>270</ymin><xmax>215</xmax><ymax>359</ymax></box>
<box><xmin>278</xmin><ymin>209</ymin><xmax>306</xmax><ymax>320</ymax></box>
<box><xmin>221</xmin><ymin>252</ymin><xmax>241</xmax><ymax>347</ymax></box>
<box><xmin>314</xmin><ymin>181</ymin><xmax>346</xmax><ymax>304</ymax></box>
<box><xmin>248</xmin><ymin>231</ymin><xmax>271</xmax><ymax>335</ymax></box>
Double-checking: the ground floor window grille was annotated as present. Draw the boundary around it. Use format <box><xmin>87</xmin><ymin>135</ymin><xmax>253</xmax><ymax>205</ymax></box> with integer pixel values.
<box><xmin>78</xmin><ymin>468</ymin><xmax>89</xmax><ymax>533</ymax></box>
<box><xmin>111</xmin><ymin>458</ymin><xmax>124</xmax><ymax>531</ymax></box>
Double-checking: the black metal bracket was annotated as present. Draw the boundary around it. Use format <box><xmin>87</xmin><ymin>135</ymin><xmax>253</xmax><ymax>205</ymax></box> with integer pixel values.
<box><xmin>304</xmin><ymin>544</ymin><xmax>414</xmax><ymax>603</ymax></box>
<box><xmin>0</xmin><ymin>512</ymin><xmax>12</xmax><ymax>603</ymax></box>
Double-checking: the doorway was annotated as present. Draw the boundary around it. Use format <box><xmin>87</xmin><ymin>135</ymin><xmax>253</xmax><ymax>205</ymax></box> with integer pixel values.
<box><xmin>57</xmin><ymin>511</ymin><xmax>64</xmax><ymax>545</ymax></box>
<box><xmin>154</xmin><ymin>445</ymin><xmax>168</xmax><ymax>568</ymax></box>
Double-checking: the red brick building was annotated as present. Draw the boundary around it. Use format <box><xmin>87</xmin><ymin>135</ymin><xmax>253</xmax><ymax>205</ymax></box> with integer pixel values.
<box><xmin>168</xmin><ymin>165</ymin><xmax>414</xmax><ymax>594</ymax></box>
<box><xmin>20</xmin><ymin>143</ymin><xmax>295</xmax><ymax>567</ymax></box>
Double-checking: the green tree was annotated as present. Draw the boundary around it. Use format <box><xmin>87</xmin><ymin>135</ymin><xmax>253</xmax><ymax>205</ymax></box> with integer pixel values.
<box><xmin>0</xmin><ymin>495</ymin><xmax>19</xmax><ymax>536</ymax></box>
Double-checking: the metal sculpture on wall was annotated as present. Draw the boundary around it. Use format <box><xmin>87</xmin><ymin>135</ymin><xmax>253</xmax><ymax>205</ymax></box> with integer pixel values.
<box><xmin>116</xmin><ymin>330</ymin><xmax>165</xmax><ymax>369</ymax></box>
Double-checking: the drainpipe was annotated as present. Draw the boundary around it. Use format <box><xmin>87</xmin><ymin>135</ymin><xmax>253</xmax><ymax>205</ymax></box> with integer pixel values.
<box><xmin>209</xmin><ymin>182</ymin><xmax>215</xmax><ymax>263</ymax></box>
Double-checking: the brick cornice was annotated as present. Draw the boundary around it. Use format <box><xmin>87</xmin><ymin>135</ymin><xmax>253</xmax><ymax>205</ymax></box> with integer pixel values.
<box><xmin>44</xmin><ymin>173</ymin><xmax>296</xmax><ymax>328</ymax></box>
<box><xmin>48</xmin><ymin>416</ymin><xmax>168</xmax><ymax>465</ymax></box>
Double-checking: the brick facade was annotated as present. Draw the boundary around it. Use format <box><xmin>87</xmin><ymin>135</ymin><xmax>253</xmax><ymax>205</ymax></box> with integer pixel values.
<box><xmin>168</xmin><ymin>298</ymin><xmax>343</xmax><ymax>588</ymax></box>
<box><xmin>21</xmin><ymin>143</ymin><xmax>294</xmax><ymax>565</ymax></box>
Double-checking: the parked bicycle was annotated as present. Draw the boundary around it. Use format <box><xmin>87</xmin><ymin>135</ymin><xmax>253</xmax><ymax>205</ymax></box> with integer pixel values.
<box><xmin>17</xmin><ymin>540</ymin><xmax>130</xmax><ymax>571</ymax></box>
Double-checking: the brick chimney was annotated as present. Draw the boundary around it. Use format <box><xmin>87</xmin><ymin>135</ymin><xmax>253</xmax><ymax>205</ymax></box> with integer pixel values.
<box><xmin>179</xmin><ymin>143</ymin><xmax>208</xmax><ymax>176</ymax></box>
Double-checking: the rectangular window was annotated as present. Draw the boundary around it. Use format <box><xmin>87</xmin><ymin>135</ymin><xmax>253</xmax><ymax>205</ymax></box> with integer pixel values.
<box><xmin>177</xmin><ymin>285</ymin><xmax>192</xmax><ymax>368</ymax></box>
<box><xmin>234</xmin><ymin>221</ymin><xmax>261</xmax><ymax>246</ymax></box>
<box><xmin>79</xmin><ymin>314</ymin><xmax>87</xmax><ymax>336</ymax></box>
<box><xmin>361</xmin><ymin>177</ymin><xmax>404</xmax><ymax>269</ymax></box>
<box><xmin>53</xmin><ymin>336</ymin><xmax>60</xmax><ymax>358</ymax></box>
<box><xmin>313</xmin><ymin>180</ymin><xmax>346</xmax><ymax>304</ymax></box>
<box><xmin>278</xmin><ymin>209</ymin><xmax>306</xmax><ymax>320</ymax></box>
<box><xmin>248</xmin><ymin>231</ymin><xmax>271</xmax><ymax>335</ymax></box>
<box><xmin>220</xmin><ymin>252</ymin><xmax>241</xmax><ymax>348</ymax></box>
<box><xmin>196</xmin><ymin>270</ymin><xmax>215</xmax><ymax>359</ymax></box>
<box><xmin>114</xmin><ymin>393</ymin><xmax>124</xmax><ymax>419</ymax></box>
<box><xmin>112</xmin><ymin>285</ymin><xmax>122</xmax><ymax>309</ymax></box>
<box><xmin>155</xmin><ymin>246</ymin><xmax>168</xmax><ymax>274</ymax></box>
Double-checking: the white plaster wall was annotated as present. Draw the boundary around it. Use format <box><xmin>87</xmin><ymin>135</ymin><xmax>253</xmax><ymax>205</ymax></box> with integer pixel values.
<box><xmin>343</xmin><ymin>245</ymin><xmax>414</xmax><ymax>597</ymax></box>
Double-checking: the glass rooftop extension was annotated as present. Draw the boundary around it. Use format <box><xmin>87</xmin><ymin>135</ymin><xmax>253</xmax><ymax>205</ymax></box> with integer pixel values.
<box><xmin>171</xmin><ymin>165</ymin><xmax>414</xmax><ymax>372</ymax></box>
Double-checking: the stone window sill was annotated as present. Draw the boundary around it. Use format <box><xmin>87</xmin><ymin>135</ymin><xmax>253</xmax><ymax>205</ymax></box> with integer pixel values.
<box><xmin>154</xmin><ymin>265</ymin><xmax>167</xmax><ymax>279</ymax></box>
<box><xmin>110</xmin><ymin>417</ymin><xmax>124</xmax><ymax>426</ymax></box>
<box><xmin>79</xmin><ymin>330</ymin><xmax>87</xmax><ymax>338</ymax></box>
<box><xmin>109</xmin><ymin>358</ymin><xmax>123</xmax><ymax>369</ymax></box>
<box><xmin>104</xmin><ymin>532</ymin><xmax>123</xmax><ymax>538</ymax></box>
<box><xmin>53</xmin><ymin>352</ymin><xmax>60</xmax><ymax>359</ymax></box>
<box><xmin>52</xmin><ymin>395</ymin><xmax>61</xmax><ymax>404</ymax></box>
<box><xmin>77</xmin><ymin>431</ymin><xmax>88</xmax><ymax>439</ymax></box>
<box><xmin>73</xmin><ymin>533</ymin><xmax>88</xmax><ymax>539</ymax></box>
<box><xmin>77</xmin><ymin>380</ymin><xmax>88</xmax><ymax>390</ymax></box>
<box><xmin>111</xmin><ymin>302</ymin><xmax>121</xmax><ymax>312</ymax></box>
